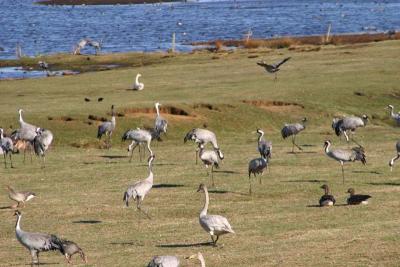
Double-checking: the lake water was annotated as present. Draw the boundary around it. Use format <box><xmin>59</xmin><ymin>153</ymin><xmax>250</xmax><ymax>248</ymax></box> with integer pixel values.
<box><xmin>0</xmin><ymin>0</ymin><xmax>399</xmax><ymax>59</ymax></box>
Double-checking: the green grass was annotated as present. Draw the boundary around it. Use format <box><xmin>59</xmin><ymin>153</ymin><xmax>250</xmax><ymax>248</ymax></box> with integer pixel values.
<box><xmin>1</xmin><ymin>40</ymin><xmax>400</xmax><ymax>266</ymax></box>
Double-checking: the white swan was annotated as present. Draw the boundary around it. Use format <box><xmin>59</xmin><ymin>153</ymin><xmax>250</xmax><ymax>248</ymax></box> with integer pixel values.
<box><xmin>133</xmin><ymin>73</ymin><xmax>144</xmax><ymax>90</ymax></box>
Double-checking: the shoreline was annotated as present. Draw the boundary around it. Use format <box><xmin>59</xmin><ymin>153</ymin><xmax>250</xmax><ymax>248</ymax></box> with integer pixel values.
<box><xmin>36</xmin><ymin>0</ymin><xmax>180</xmax><ymax>5</ymax></box>
<box><xmin>191</xmin><ymin>31</ymin><xmax>400</xmax><ymax>49</ymax></box>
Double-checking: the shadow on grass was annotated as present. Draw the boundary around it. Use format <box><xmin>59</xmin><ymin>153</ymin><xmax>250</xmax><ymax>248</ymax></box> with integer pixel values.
<box><xmin>208</xmin><ymin>189</ymin><xmax>248</xmax><ymax>196</ymax></box>
<box><xmin>110</xmin><ymin>241</ymin><xmax>144</xmax><ymax>246</ymax></box>
<box><xmin>285</xmin><ymin>179</ymin><xmax>327</xmax><ymax>183</ymax></box>
<box><xmin>156</xmin><ymin>241</ymin><xmax>213</xmax><ymax>248</ymax></box>
<box><xmin>153</xmin><ymin>184</ymin><xmax>184</xmax><ymax>189</ymax></box>
<box><xmin>352</xmin><ymin>170</ymin><xmax>382</xmax><ymax>175</ymax></box>
<box><xmin>366</xmin><ymin>182</ymin><xmax>400</xmax><ymax>186</ymax></box>
<box><xmin>307</xmin><ymin>204</ymin><xmax>348</xmax><ymax>208</ymax></box>
<box><xmin>100</xmin><ymin>155</ymin><xmax>128</xmax><ymax>159</ymax></box>
<box><xmin>213</xmin><ymin>170</ymin><xmax>241</xmax><ymax>174</ymax></box>
<box><xmin>24</xmin><ymin>263</ymin><xmax>60</xmax><ymax>266</ymax></box>
<box><xmin>0</xmin><ymin>206</ymin><xmax>12</xmax><ymax>210</ymax></box>
<box><xmin>72</xmin><ymin>220</ymin><xmax>102</xmax><ymax>224</ymax></box>
<box><xmin>301</xmin><ymin>144</ymin><xmax>315</xmax><ymax>147</ymax></box>
<box><xmin>286</xmin><ymin>151</ymin><xmax>317</xmax><ymax>154</ymax></box>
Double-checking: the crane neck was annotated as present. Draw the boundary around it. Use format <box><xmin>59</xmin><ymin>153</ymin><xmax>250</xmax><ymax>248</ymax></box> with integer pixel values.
<box><xmin>200</xmin><ymin>187</ymin><xmax>209</xmax><ymax>217</ymax></box>
<box><xmin>257</xmin><ymin>132</ymin><xmax>264</xmax><ymax>142</ymax></box>
<box><xmin>111</xmin><ymin>116</ymin><xmax>116</xmax><ymax>126</ymax></box>
<box><xmin>19</xmin><ymin>110</ymin><xmax>23</xmax><ymax>123</ymax></box>
<box><xmin>156</xmin><ymin>105</ymin><xmax>160</xmax><ymax>116</ymax></box>
<box><xmin>135</xmin><ymin>74</ymin><xmax>140</xmax><ymax>84</ymax></box>
<box><xmin>389</xmin><ymin>106</ymin><xmax>395</xmax><ymax>117</ymax></box>
<box><xmin>0</xmin><ymin>131</ymin><xmax>3</xmax><ymax>139</ymax></box>
<box><xmin>198</xmin><ymin>254</ymin><xmax>206</xmax><ymax>267</ymax></box>
<box><xmin>324</xmin><ymin>187</ymin><xmax>329</xmax><ymax>195</ymax></box>
<box><xmin>324</xmin><ymin>143</ymin><xmax>330</xmax><ymax>153</ymax></box>
<box><xmin>15</xmin><ymin>214</ymin><xmax>22</xmax><ymax>231</ymax></box>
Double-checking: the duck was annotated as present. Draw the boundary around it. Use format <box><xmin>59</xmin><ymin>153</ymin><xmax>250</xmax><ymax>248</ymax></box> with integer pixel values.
<box><xmin>319</xmin><ymin>184</ymin><xmax>336</xmax><ymax>207</ymax></box>
<box><xmin>347</xmin><ymin>188</ymin><xmax>371</xmax><ymax>205</ymax></box>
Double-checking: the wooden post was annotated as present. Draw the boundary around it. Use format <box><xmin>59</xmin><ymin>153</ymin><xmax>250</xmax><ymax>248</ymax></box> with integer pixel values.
<box><xmin>172</xmin><ymin>32</ymin><xmax>176</xmax><ymax>53</ymax></box>
<box><xmin>325</xmin><ymin>23</ymin><xmax>332</xmax><ymax>44</ymax></box>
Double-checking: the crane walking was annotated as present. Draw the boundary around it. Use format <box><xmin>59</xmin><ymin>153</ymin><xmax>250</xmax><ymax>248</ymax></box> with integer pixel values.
<box><xmin>184</xmin><ymin>128</ymin><xmax>224</xmax><ymax>164</ymax></box>
<box><xmin>97</xmin><ymin>105</ymin><xmax>116</xmax><ymax>148</ymax></box>
<box><xmin>281</xmin><ymin>118</ymin><xmax>307</xmax><ymax>153</ymax></box>
<box><xmin>323</xmin><ymin>140</ymin><xmax>366</xmax><ymax>183</ymax></box>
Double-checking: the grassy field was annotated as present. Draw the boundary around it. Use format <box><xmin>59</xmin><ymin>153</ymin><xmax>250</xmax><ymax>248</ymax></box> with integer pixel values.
<box><xmin>1</xmin><ymin>40</ymin><xmax>400</xmax><ymax>266</ymax></box>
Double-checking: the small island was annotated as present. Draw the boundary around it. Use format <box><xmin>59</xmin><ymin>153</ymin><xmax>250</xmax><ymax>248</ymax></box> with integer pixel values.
<box><xmin>37</xmin><ymin>0</ymin><xmax>184</xmax><ymax>5</ymax></box>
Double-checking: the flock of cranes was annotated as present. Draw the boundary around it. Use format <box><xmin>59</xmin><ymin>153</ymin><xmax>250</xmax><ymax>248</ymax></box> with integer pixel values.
<box><xmin>3</xmin><ymin>98</ymin><xmax>400</xmax><ymax>266</ymax></box>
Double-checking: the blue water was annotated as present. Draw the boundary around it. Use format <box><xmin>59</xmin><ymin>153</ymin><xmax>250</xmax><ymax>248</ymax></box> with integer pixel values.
<box><xmin>0</xmin><ymin>0</ymin><xmax>399</xmax><ymax>59</ymax></box>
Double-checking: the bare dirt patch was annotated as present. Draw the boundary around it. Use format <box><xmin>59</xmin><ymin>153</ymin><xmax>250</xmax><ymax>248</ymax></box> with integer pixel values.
<box><xmin>122</xmin><ymin>106</ymin><xmax>197</xmax><ymax>121</ymax></box>
<box><xmin>243</xmin><ymin>100</ymin><xmax>304</xmax><ymax>113</ymax></box>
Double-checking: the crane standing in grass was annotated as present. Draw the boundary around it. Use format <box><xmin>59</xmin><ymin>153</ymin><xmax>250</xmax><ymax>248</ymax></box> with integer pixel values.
<box><xmin>388</xmin><ymin>140</ymin><xmax>400</xmax><ymax>171</ymax></box>
<box><xmin>97</xmin><ymin>105</ymin><xmax>116</xmax><ymax>148</ymax></box>
<box><xmin>154</xmin><ymin>102</ymin><xmax>168</xmax><ymax>136</ymax></box>
<box><xmin>281</xmin><ymin>117</ymin><xmax>307</xmax><ymax>153</ymax></box>
<box><xmin>0</xmin><ymin>128</ymin><xmax>14</xmax><ymax>168</ymax></box>
<box><xmin>32</xmin><ymin>128</ymin><xmax>53</xmax><ymax>168</ymax></box>
<box><xmin>248</xmin><ymin>157</ymin><xmax>268</xmax><ymax>194</ymax></box>
<box><xmin>123</xmin><ymin>155</ymin><xmax>155</xmax><ymax>219</ymax></box>
<box><xmin>323</xmin><ymin>140</ymin><xmax>366</xmax><ymax>183</ymax></box>
<box><xmin>184</xmin><ymin>128</ymin><xmax>224</xmax><ymax>164</ymax></box>
<box><xmin>14</xmin><ymin>211</ymin><xmax>85</xmax><ymax>266</ymax></box>
<box><xmin>333</xmin><ymin>115</ymin><xmax>368</xmax><ymax>146</ymax></box>
<box><xmin>198</xmin><ymin>144</ymin><xmax>219</xmax><ymax>187</ymax></box>
<box><xmin>255</xmin><ymin>129</ymin><xmax>272</xmax><ymax>159</ymax></box>
<box><xmin>16</xmin><ymin>109</ymin><xmax>37</xmax><ymax>163</ymax></box>
<box><xmin>122</xmin><ymin>128</ymin><xmax>158</xmax><ymax>162</ymax></box>
<box><xmin>6</xmin><ymin>185</ymin><xmax>36</xmax><ymax>208</ymax></box>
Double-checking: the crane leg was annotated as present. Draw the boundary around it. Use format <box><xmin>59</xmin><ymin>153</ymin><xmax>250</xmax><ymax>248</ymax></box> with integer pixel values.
<box><xmin>3</xmin><ymin>154</ymin><xmax>7</xmax><ymax>168</ymax></box>
<box><xmin>129</xmin><ymin>143</ymin><xmax>138</xmax><ymax>163</ymax></box>
<box><xmin>274</xmin><ymin>72</ymin><xmax>277</xmax><ymax>81</ymax></box>
<box><xmin>291</xmin><ymin>136</ymin><xmax>295</xmax><ymax>153</ymax></box>
<box><xmin>293</xmin><ymin>135</ymin><xmax>303</xmax><ymax>151</ymax></box>
<box><xmin>211</xmin><ymin>165</ymin><xmax>215</xmax><ymax>187</ymax></box>
<box><xmin>214</xmin><ymin>235</ymin><xmax>219</xmax><ymax>245</ymax></box>
<box><xmin>139</xmin><ymin>144</ymin><xmax>142</xmax><ymax>162</ymax></box>
<box><xmin>249</xmin><ymin>174</ymin><xmax>252</xmax><ymax>195</ymax></box>
<box><xmin>341</xmin><ymin>162</ymin><xmax>345</xmax><ymax>184</ymax></box>
<box><xmin>9</xmin><ymin>153</ymin><xmax>14</xmax><ymax>168</ymax></box>
<box><xmin>259</xmin><ymin>173</ymin><xmax>262</xmax><ymax>185</ymax></box>
<box><xmin>195</xmin><ymin>150</ymin><xmax>198</xmax><ymax>165</ymax></box>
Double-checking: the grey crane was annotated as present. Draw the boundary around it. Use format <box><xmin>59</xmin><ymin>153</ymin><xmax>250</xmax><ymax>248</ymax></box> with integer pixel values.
<box><xmin>347</xmin><ymin>188</ymin><xmax>371</xmax><ymax>205</ymax></box>
<box><xmin>386</xmin><ymin>105</ymin><xmax>400</xmax><ymax>125</ymax></box>
<box><xmin>323</xmin><ymin>140</ymin><xmax>366</xmax><ymax>183</ymax></box>
<box><xmin>147</xmin><ymin>255</ymin><xmax>180</xmax><ymax>267</ymax></box>
<box><xmin>389</xmin><ymin>141</ymin><xmax>400</xmax><ymax>171</ymax></box>
<box><xmin>17</xmin><ymin>109</ymin><xmax>37</xmax><ymax>163</ymax></box>
<box><xmin>133</xmin><ymin>73</ymin><xmax>144</xmax><ymax>90</ymax></box>
<box><xmin>197</xmin><ymin>183</ymin><xmax>234</xmax><ymax>246</ymax></box>
<box><xmin>32</xmin><ymin>128</ymin><xmax>53</xmax><ymax>168</ymax></box>
<box><xmin>123</xmin><ymin>155</ymin><xmax>155</xmax><ymax>219</ymax></box>
<box><xmin>281</xmin><ymin>117</ymin><xmax>307</xmax><ymax>153</ymax></box>
<box><xmin>14</xmin><ymin>210</ymin><xmax>66</xmax><ymax>266</ymax></box>
<box><xmin>248</xmin><ymin>157</ymin><xmax>268</xmax><ymax>194</ymax></box>
<box><xmin>333</xmin><ymin>115</ymin><xmax>368</xmax><ymax>145</ymax></box>
<box><xmin>87</xmin><ymin>39</ymin><xmax>102</xmax><ymax>55</ymax></box>
<box><xmin>188</xmin><ymin>252</ymin><xmax>206</xmax><ymax>267</ymax></box>
<box><xmin>184</xmin><ymin>128</ymin><xmax>224</xmax><ymax>164</ymax></box>
<box><xmin>256</xmin><ymin>57</ymin><xmax>291</xmax><ymax>81</ymax></box>
<box><xmin>319</xmin><ymin>184</ymin><xmax>336</xmax><ymax>207</ymax></box>
<box><xmin>198</xmin><ymin>144</ymin><xmax>219</xmax><ymax>187</ymax></box>
<box><xmin>154</xmin><ymin>102</ymin><xmax>168</xmax><ymax>136</ymax></box>
<box><xmin>38</xmin><ymin>61</ymin><xmax>50</xmax><ymax>75</ymax></box>
<box><xmin>254</xmin><ymin>129</ymin><xmax>272</xmax><ymax>159</ymax></box>
<box><xmin>97</xmin><ymin>105</ymin><xmax>116</xmax><ymax>148</ymax></box>
<box><xmin>73</xmin><ymin>38</ymin><xmax>89</xmax><ymax>55</ymax></box>
<box><xmin>122</xmin><ymin>128</ymin><xmax>157</xmax><ymax>162</ymax></box>
<box><xmin>6</xmin><ymin>185</ymin><xmax>36</xmax><ymax>208</ymax></box>
<box><xmin>0</xmin><ymin>128</ymin><xmax>14</xmax><ymax>168</ymax></box>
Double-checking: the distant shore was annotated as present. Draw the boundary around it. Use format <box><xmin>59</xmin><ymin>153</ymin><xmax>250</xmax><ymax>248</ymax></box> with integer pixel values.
<box><xmin>37</xmin><ymin>0</ymin><xmax>179</xmax><ymax>5</ymax></box>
